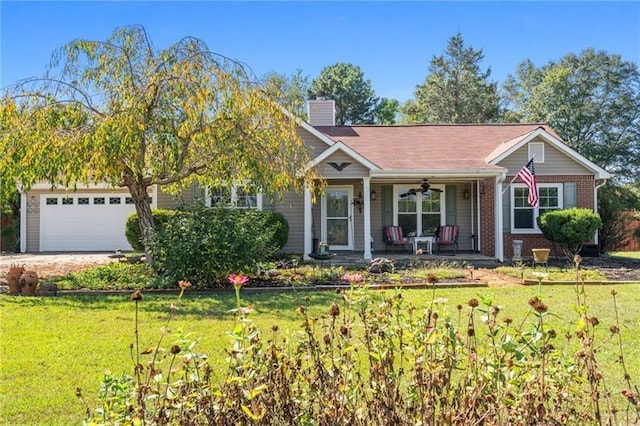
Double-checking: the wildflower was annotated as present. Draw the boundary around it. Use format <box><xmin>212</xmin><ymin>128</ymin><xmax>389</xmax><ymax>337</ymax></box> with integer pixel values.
<box><xmin>504</xmin><ymin>317</ymin><xmax>513</xmax><ymax>325</ymax></box>
<box><xmin>228</xmin><ymin>274</ymin><xmax>249</xmax><ymax>287</ymax></box>
<box><xmin>468</xmin><ymin>298</ymin><xmax>479</xmax><ymax>308</ymax></box>
<box><xmin>178</xmin><ymin>280</ymin><xmax>192</xmax><ymax>289</ymax></box>
<box><xmin>588</xmin><ymin>317</ymin><xmax>599</xmax><ymax>326</ymax></box>
<box><xmin>611</xmin><ymin>289</ymin><xmax>618</xmax><ymax>296</ymax></box>
<box><xmin>427</xmin><ymin>273</ymin><xmax>438</xmax><ymax>284</ymax></box>
<box><xmin>609</xmin><ymin>325</ymin><xmax>619</xmax><ymax>334</ymax></box>
<box><xmin>329</xmin><ymin>303</ymin><xmax>340</xmax><ymax>317</ymax></box>
<box><xmin>342</xmin><ymin>273</ymin><xmax>365</xmax><ymax>284</ymax></box>
<box><xmin>131</xmin><ymin>290</ymin><xmax>143</xmax><ymax>301</ymax></box>
<box><xmin>573</xmin><ymin>254</ymin><xmax>582</xmax><ymax>265</ymax></box>
<box><xmin>170</xmin><ymin>345</ymin><xmax>181</xmax><ymax>355</ymax></box>
<box><xmin>533</xmin><ymin>300</ymin><xmax>548</xmax><ymax>314</ymax></box>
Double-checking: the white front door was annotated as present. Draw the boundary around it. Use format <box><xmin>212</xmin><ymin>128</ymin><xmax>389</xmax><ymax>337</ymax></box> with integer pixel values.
<box><xmin>322</xmin><ymin>186</ymin><xmax>353</xmax><ymax>250</ymax></box>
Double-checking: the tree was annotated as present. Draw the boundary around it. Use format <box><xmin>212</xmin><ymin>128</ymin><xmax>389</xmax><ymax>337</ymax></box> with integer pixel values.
<box><xmin>401</xmin><ymin>33</ymin><xmax>500</xmax><ymax>124</ymax></box>
<box><xmin>0</xmin><ymin>26</ymin><xmax>316</xmax><ymax>261</ymax></box>
<box><xmin>537</xmin><ymin>208</ymin><xmax>602</xmax><ymax>259</ymax></box>
<box><xmin>503</xmin><ymin>49</ymin><xmax>640</xmax><ymax>182</ymax></box>
<box><xmin>374</xmin><ymin>98</ymin><xmax>399</xmax><ymax>124</ymax></box>
<box><xmin>309</xmin><ymin>63</ymin><xmax>379</xmax><ymax>125</ymax></box>
<box><xmin>597</xmin><ymin>183</ymin><xmax>640</xmax><ymax>253</ymax></box>
<box><xmin>262</xmin><ymin>69</ymin><xmax>310</xmax><ymax>120</ymax></box>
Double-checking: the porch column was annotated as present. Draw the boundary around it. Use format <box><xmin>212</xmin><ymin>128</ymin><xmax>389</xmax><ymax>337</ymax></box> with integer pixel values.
<box><xmin>20</xmin><ymin>191</ymin><xmax>27</xmax><ymax>253</ymax></box>
<box><xmin>363</xmin><ymin>177</ymin><xmax>372</xmax><ymax>260</ymax></box>
<box><xmin>303</xmin><ymin>182</ymin><xmax>313</xmax><ymax>260</ymax></box>
<box><xmin>494</xmin><ymin>174</ymin><xmax>506</xmax><ymax>262</ymax></box>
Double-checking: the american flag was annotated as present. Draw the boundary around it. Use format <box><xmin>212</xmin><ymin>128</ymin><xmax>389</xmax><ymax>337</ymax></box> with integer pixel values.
<box><xmin>517</xmin><ymin>159</ymin><xmax>538</xmax><ymax>207</ymax></box>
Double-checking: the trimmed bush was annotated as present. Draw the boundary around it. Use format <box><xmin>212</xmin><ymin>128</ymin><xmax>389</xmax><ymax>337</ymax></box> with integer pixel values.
<box><xmin>537</xmin><ymin>208</ymin><xmax>602</xmax><ymax>258</ymax></box>
<box><xmin>125</xmin><ymin>209</ymin><xmax>176</xmax><ymax>251</ymax></box>
<box><xmin>150</xmin><ymin>203</ymin><xmax>287</xmax><ymax>286</ymax></box>
<box><xmin>262</xmin><ymin>210</ymin><xmax>289</xmax><ymax>250</ymax></box>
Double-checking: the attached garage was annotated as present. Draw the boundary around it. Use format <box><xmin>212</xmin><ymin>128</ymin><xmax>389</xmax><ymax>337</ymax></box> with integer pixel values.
<box><xmin>39</xmin><ymin>193</ymin><xmax>135</xmax><ymax>251</ymax></box>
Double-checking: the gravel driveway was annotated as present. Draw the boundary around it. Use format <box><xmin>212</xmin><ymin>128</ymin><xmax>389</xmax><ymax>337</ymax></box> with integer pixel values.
<box><xmin>0</xmin><ymin>252</ymin><xmax>118</xmax><ymax>278</ymax></box>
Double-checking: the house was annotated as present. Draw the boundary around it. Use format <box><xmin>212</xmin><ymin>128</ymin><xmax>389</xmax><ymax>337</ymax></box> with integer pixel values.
<box><xmin>19</xmin><ymin>99</ymin><xmax>610</xmax><ymax>261</ymax></box>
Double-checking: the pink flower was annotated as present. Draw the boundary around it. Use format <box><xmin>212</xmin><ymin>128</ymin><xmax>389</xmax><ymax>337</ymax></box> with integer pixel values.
<box><xmin>342</xmin><ymin>273</ymin><xmax>365</xmax><ymax>284</ymax></box>
<box><xmin>228</xmin><ymin>274</ymin><xmax>249</xmax><ymax>287</ymax></box>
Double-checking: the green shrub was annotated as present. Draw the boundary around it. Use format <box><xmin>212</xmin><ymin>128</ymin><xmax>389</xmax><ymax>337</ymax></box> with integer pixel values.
<box><xmin>262</xmin><ymin>210</ymin><xmax>289</xmax><ymax>250</ymax></box>
<box><xmin>537</xmin><ymin>208</ymin><xmax>602</xmax><ymax>258</ymax></box>
<box><xmin>150</xmin><ymin>203</ymin><xmax>284</xmax><ymax>286</ymax></box>
<box><xmin>125</xmin><ymin>209</ymin><xmax>176</xmax><ymax>251</ymax></box>
<box><xmin>50</xmin><ymin>262</ymin><xmax>154</xmax><ymax>290</ymax></box>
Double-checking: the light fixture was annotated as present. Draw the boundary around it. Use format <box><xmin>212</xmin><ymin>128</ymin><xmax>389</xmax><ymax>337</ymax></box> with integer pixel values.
<box><xmin>352</xmin><ymin>191</ymin><xmax>364</xmax><ymax>213</ymax></box>
<box><xmin>370</xmin><ymin>190</ymin><xmax>377</xmax><ymax>201</ymax></box>
<box><xmin>463</xmin><ymin>188</ymin><xmax>470</xmax><ymax>200</ymax></box>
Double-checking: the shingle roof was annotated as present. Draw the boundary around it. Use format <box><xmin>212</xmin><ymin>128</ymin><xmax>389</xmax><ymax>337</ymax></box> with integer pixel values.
<box><xmin>315</xmin><ymin>124</ymin><xmax>555</xmax><ymax>171</ymax></box>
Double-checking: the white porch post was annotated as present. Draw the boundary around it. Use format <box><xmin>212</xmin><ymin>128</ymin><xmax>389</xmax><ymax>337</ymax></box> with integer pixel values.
<box><xmin>303</xmin><ymin>183</ymin><xmax>313</xmax><ymax>260</ymax></box>
<box><xmin>363</xmin><ymin>177</ymin><xmax>372</xmax><ymax>260</ymax></box>
<box><xmin>20</xmin><ymin>191</ymin><xmax>27</xmax><ymax>253</ymax></box>
<box><xmin>495</xmin><ymin>174</ymin><xmax>506</xmax><ymax>262</ymax></box>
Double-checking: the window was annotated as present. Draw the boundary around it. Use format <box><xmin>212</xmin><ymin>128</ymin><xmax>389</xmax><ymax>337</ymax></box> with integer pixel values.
<box><xmin>528</xmin><ymin>142</ymin><xmax>545</xmax><ymax>163</ymax></box>
<box><xmin>93</xmin><ymin>197</ymin><xmax>105</xmax><ymax>205</ymax></box>
<box><xmin>46</xmin><ymin>197</ymin><xmax>58</xmax><ymax>205</ymax></box>
<box><xmin>208</xmin><ymin>184</ymin><xmax>261</xmax><ymax>210</ymax></box>
<box><xmin>394</xmin><ymin>185</ymin><xmax>444</xmax><ymax>236</ymax></box>
<box><xmin>78</xmin><ymin>197</ymin><xmax>90</xmax><ymax>205</ymax></box>
<box><xmin>109</xmin><ymin>197</ymin><xmax>121</xmax><ymax>205</ymax></box>
<box><xmin>62</xmin><ymin>197</ymin><xmax>74</xmax><ymax>205</ymax></box>
<box><xmin>125</xmin><ymin>197</ymin><xmax>134</xmax><ymax>205</ymax></box>
<box><xmin>511</xmin><ymin>183</ymin><xmax>562</xmax><ymax>233</ymax></box>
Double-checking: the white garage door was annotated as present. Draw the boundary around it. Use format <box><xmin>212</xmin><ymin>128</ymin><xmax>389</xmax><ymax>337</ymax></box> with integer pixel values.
<box><xmin>40</xmin><ymin>193</ymin><xmax>136</xmax><ymax>251</ymax></box>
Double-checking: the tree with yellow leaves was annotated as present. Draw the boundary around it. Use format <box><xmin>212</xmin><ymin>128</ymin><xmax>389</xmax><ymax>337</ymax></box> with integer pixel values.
<box><xmin>1</xmin><ymin>26</ymin><xmax>316</xmax><ymax>261</ymax></box>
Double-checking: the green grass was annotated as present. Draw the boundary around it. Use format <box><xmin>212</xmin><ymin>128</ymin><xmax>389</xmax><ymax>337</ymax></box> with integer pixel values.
<box><xmin>610</xmin><ymin>251</ymin><xmax>640</xmax><ymax>260</ymax></box>
<box><xmin>1</xmin><ymin>284</ymin><xmax>639</xmax><ymax>425</ymax></box>
<box><xmin>495</xmin><ymin>265</ymin><xmax>607</xmax><ymax>281</ymax></box>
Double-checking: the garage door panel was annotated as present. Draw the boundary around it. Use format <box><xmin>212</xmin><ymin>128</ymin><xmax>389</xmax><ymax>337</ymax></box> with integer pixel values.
<box><xmin>40</xmin><ymin>194</ymin><xmax>136</xmax><ymax>251</ymax></box>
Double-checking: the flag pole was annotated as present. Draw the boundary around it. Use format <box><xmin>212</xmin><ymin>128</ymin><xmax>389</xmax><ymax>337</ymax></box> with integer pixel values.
<box><xmin>501</xmin><ymin>154</ymin><xmax>535</xmax><ymax>195</ymax></box>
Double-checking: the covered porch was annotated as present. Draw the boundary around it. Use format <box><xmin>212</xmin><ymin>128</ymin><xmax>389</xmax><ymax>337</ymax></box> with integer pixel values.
<box><xmin>303</xmin><ymin>173</ymin><xmax>504</xmax><ymax>262</ymax></box>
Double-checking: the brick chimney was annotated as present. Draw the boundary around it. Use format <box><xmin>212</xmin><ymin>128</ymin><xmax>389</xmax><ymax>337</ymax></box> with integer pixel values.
<box><xmin>307</xmin><ymin>99</ymin><xmax>336</xmax><ymax>126</ymax></box>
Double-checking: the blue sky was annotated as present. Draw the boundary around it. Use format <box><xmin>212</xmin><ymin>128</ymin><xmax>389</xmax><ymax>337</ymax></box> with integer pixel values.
<box><xmin>2</xmin><ymin>1</ymin><xmax>639</xmax><ymax>102</ymax></box>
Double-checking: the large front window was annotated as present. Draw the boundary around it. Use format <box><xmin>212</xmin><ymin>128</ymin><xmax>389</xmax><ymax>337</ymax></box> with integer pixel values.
<box><xmin>511</xmin><ymin>183</ymin><xmax>562</xmax><ymax>232</ymax></box>
<box><xmin>208</xmin><ymin>184</ymin><xmax>261</xmax><ymax>209</ymax></box>
<box><xmin>395</xmin><ymin>185</ymin><xmax>444</xmax><ymax>236</ymax></box>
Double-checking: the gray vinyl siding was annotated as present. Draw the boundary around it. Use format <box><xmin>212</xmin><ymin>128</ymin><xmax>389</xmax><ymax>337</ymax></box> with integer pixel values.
<box><xmin>317</xmin><ymin>152</ymin><xmax>369</xmax><ymax>179</ymax></box>
<box><xmin>498</xmin><ymin>137</ymin><xmax>592</xmax><ymax>176</ymax></box>
<box><xmin>298</xmin><ymin>128</ymin><xmax>331</xmax><ymax>159</ymax></box>
<box><xmin>156</xmin><ymin>185</ymin><xmax>203</xmax><ymax>209</ymax></box>
<box><xmin>271</xmin><ymin>189</ymin><xmax>305</xmax><ymax>254</ymax></box>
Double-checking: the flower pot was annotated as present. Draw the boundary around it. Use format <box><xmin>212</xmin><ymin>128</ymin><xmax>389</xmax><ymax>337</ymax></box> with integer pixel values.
<box><xmin>19</xmin><ymin>271</ymin><xmax>39</xmax><ymax>295</ymax></box>
<box><xmin>532</xmin><ymin>248</ymin><xmax>550</xmax><ymax>267</ymax></box>
<box><xmin>7</xmin><ymin>265</ymin><xmax>25</xmax><ymax>295</ymax></box>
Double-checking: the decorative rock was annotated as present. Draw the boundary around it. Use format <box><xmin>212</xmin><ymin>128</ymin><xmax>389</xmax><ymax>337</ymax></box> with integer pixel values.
<box><xmin>39</xmin><ymin>282</ymin><xmax>59</xmax><ymax>296</ymax></box>
<box><xmin>368</xmin><ymin>258</ymin><xmax>395</xmax><ymax>274</ymax></box>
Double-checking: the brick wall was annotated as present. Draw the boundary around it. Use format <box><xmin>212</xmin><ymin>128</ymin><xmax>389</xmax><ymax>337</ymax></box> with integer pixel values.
<box><xmin>480</xmin><ymin>175</ymin><xmax>597</xmax><ymax>259</ymax></box>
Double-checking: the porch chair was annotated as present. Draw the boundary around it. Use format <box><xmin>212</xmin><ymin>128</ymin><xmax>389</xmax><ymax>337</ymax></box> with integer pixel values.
<box><xmin>384</xmin><ymin>226</ymin><xmax>412</xmax><ymax>252</ymax></box>
<box><xmin>436</xmin><ymin>225</ymin><xmax>459</xmax><ymax>255</ymax></box>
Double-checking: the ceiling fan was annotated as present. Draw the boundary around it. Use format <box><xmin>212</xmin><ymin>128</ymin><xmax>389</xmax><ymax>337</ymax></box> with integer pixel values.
<box><xmin>400</xmin><ymin>179</ymin><xmax>443</xmax><ymax>198</ymax></box>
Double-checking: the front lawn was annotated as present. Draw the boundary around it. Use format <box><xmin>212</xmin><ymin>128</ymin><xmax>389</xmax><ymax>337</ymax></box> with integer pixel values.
<box><xmin>1</xmin><ymin>283</ymin><xmax>639</xmax><ymax>424</ymax></box>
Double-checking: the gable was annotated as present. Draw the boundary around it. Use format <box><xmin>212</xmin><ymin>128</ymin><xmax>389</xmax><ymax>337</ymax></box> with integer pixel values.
<box><xmin>498</xmin><ymin>136</ymin><xmax>593</xmax><ymax>176</ymax></box>
<box><xmin>316</xmin><ymin>151</ymin><xmax>370</xmax><ymax>178</ymax></box>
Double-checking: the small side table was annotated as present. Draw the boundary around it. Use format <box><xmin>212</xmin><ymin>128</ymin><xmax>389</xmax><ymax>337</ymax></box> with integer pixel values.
<box><xmin>412</xmin><ymin>236</ymin><xmax>435</xmax><ymax>254</ymax></box>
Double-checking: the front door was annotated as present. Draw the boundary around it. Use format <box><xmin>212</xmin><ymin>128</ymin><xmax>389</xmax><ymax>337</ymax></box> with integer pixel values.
<box><xmin>322</xmin><ymin>186</ymin><xmax>353</xmax><ymax>250</ymax></box>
